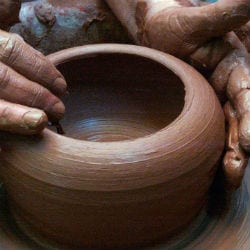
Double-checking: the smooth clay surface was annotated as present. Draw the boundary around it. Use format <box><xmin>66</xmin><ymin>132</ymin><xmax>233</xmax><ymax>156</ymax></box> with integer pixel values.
<box><xmin>0</xmin><ymin>44</ymin><xmax>225</xmax><ymax>249</ymax></box>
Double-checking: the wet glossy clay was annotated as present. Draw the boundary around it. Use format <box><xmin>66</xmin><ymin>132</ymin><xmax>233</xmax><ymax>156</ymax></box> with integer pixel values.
<box><xmin>0</xmin><ymin>44</ymin><xmax>225</xmax><ymax>249</ymax></box>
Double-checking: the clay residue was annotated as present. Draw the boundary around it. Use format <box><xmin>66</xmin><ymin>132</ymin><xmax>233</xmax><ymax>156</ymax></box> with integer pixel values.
<box><xmin>34</xmin><ymin>1</ymin><xmax>56</xmax><ymax>26</ymax></box>
<box><xmin>176</xmin><ymin>0</ymin><xmax>197</xmax><ymax>7</ymax></box>
<box><xmin>11</xmin><ymin>0</ymin><xmax>130</xmax><ymax>55</ymax></box>
<box><xmin>223</xmin><ymin>102</ymin><xmax>248</xmax><ymax>189</ymax></box>
<box><xmin>135</xmin><ymin>1</ymin><xmax>148</xmax><ymax>43</ymax></box>
<box><xmin>80</xmin><ymin>4</ymin><xmax>107</xmax><ymax>32</ymax></box>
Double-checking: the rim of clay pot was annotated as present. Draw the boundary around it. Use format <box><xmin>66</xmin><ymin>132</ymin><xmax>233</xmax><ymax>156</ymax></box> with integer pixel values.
<box><xmin>47</xmin><ymin>44</ymin><xmax>192</xmax><ymax>143</ymax></box>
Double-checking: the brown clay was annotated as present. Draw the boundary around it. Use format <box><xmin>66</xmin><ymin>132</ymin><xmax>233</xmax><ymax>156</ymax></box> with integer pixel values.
<box><xmin>106</xmin><ymin>0</ymin><xmax>250</xmax><ymax>59</ymax></box>
<box><xmin>0</xmin><ymin>44</ymin><xmax>225</xmax><ymax>248</ymax></box>
<box><xmin>34</xmin><ymin>1</ymin><xmax>56</xmax><ymax>27</ymax></box>
<box><xmin>11</xmin><ymin>0</ymin><xmax>130</xmax><ymax>55</ymax></box>
<box><xmin>223</xmin><ymin>102</ymin><xmax>248</xmax><ymax>189</ymax></box>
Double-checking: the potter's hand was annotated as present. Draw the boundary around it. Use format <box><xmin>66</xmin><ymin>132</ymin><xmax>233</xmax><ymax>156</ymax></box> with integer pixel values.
<box><xmin>0</xmin><ymin>30</ymin><xmax>67</xmax><ymax>135</ymax></box>
<box><xmin>106</xmin><ymin>0</ymin><xmax>250</xmax><ymax>188</ymax></box>
<box><xmin>211</xmin><ymin>47</ymin><xmax>250</xmax><ymax>150</ymax></box>
<box><xmin>106</xmin><ymin>0</ymin><xmax>250</xmax><ymax>61</ymax></box>
<box><xmin>208</xmin><ymin>29</ymin><xmax>250</xmax><ymax>189</ymax></box>
<box><xmin>223</xmin><ymin>101</ymin><xmax>248</xmax><ymax>189</ymax></box>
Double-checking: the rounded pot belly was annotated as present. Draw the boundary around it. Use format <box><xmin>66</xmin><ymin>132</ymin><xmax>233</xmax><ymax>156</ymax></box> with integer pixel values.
<box><xmin>0</xmin><ymin>44</ymin><xmax>225</xmax><ymax>249</ymax></box>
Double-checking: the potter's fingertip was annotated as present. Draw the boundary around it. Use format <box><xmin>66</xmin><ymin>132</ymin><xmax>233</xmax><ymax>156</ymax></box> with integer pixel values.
<box><xmin>53</xmin><ymin>77</ymin><xmax>67</xmax><ymax>95</ymax></box>
<box><xmin>239</xmin><ymin>114</ymin><xmax>250</xmax><ymax>152</ymax></box>
<box><xmin>222</xmin><ymin>151</ymin><xmax>245</xmax><ymax>189</ymax></box>
<box><xmin>23</xmin><ymin>110</ymin><xmax>48</xmax><ymax>132</ymax></box>
<box><xmin>50</xmin><ymin>101</ymin><xmax>65</xmax><ymax>121</ymax></box>
<box><xmin>239</xmin><ymin>131</ymin><xmax>250</xmax><ymax>152</ymax></box>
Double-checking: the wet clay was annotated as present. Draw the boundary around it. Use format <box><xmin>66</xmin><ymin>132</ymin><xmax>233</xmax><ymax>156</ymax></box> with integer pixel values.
<box><xmin>11</xmin><ymin>0</ymin><xmax>130</xmax><ymax>55</ymax></box>
<box><xmin>223</xmin><ymin>102</ymin><xmax>248</xmax><ymax>189</ymax></box>
<box><xmin>0</xmin><ymin>44</ymin><xmax>225</xmax><ymax>249</ymax></box>
<box><xmin>34</xmin><ymin>1</ymin><xmax>56</xmax><ymax>27</ymax></box>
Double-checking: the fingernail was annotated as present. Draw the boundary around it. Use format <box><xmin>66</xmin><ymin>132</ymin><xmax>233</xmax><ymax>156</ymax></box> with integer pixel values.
<box><xmin>53</xmin><ymin>77</ymin><xmax>67</xmax><ymax>95</ymax></box>
<box><xmin>24</xmin><ymin>111</ymin><xmax>48</xmax><ymax>130</ymax></box>
<box><xmin>50</xmin><ymin>101</ymin><xmax>65</xmax><ymax>121</ymax></box>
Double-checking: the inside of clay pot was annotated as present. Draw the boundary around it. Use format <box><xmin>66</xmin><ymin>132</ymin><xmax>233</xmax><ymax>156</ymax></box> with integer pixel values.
<box><xmin>53</xmin><ymin>53</ymin><xmax>185</xmax><ymax>142</ymax></box>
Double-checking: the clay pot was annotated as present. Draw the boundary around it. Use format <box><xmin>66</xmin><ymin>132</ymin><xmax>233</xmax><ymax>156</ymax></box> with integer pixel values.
<box><xmin>0</xmin><ymin>44</ymin><xmax>225</xmax><ymax>249</ymax></box>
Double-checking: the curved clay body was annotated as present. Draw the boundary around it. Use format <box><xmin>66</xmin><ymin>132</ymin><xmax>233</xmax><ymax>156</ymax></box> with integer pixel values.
<box><xmin>0</xmin><ymin>44</ymin><xmax>225</xmax><ymax>248</ymax></box>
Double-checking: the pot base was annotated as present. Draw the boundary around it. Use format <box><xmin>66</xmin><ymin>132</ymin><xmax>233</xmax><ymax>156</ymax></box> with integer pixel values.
<box><xmin>1</xmin><ymin>169</ymin><xmax>249</xmax><ymax>250</ymax></box>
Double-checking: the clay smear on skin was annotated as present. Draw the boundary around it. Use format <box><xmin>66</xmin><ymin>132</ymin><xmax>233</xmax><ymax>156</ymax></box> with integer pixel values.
<box><xmin>142</xmin><ymin>0</ymin><xmax>196</xmax><ymax>23</ymax></box>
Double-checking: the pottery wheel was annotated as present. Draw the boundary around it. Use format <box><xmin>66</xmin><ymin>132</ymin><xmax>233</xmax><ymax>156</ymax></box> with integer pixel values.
<box><xmin>0</xmin><ymin>163</ymin><xmax>249</xmax><ymax>249</ymax></box>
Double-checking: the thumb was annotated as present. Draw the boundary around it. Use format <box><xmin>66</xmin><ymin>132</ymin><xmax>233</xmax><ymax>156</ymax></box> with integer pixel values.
<box><xmin>195</xmin><ymin>0</ymin><xmax>250</xmax><ymax>37</ymax></box>
<box><xmin>143</xmin><ymin>0</ymin><xmax>250</xmax><ymax>57</ymax></box>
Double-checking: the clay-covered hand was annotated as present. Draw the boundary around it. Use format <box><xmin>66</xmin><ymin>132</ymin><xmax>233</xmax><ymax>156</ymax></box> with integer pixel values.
<box><xmin>106</xmin><ymin>0</ymin><xmax>250</xmax><ymax>60</ymax></box>
<box><xmin>106</xmin><ymin>0</ymin><xmax>250</xmax><ymax>188</ymax></box>
<box><xmin>0</xmin><ymin>30</ymin><xmax>67</xmax><ymax>135</ymax></box>
<box><xmin>223</xmin><ymin>101</ymin><xmax>248</xmax><ymax>189</ymax></box>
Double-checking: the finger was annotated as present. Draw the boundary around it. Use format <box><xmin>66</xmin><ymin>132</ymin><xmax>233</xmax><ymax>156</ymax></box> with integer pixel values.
<box><xmin>227</xmin><ymin>63</ymin><xmax>250</xmax><ymax>102</ymax></box>
<box><xmin>190</xmin><ymin>32</ymin><xmax>247</xmax><ymax>72</ymax></box>
<box><xmin>211</xmin><ymin>50</ymin><xmax>250</xmax><ymax>153</ymax></box>
<box><xmin>143</xmin><ymin>0</ymin><xmax>250</xmax><ymax>57</ymax></box>
<box><xmin>210</xmin><ymin>49</ymin><xmax>245</xmax><ymax>102</ymax></box>
<box><xmin>189</xmin><ymin>37</ymin><xmax>233</xmax><ymax>72</ymax></box>
<box><xmin>199</xmin><ymin>0</ymin><xmax>250</xmax><ymax>36</ymax></box>
<box><xmin>235</xmin><ymin>21</ymin><xmax>250</xmax><ymax>52</ymax></box>
<box><xmin>223</xmin><ymin>102</ymin><xmax>248</xmax><ymax>189</ymax></box>
<box><xmin>0</xmin><ymin>61</ymin><xmax>65</xmax><ymax>122</ymax></box>
<box><xmin>0</xmin><ymin>30</ymin><xmax>67</xmax><ymax>96</ymax></box>
<box><xmin>234</xmin><ymin>89</ymin><xmax>250</xmax><ymax>151</ymax></box>
<box><xmin>223</xmin><ymin>150</ymin><xmax>248</xmax><ymax>189</ymax></box>
<box><xmin>0</xmin><ymin>99</ymin><xmax>47</xmax><ymax>135</ymax></box>
<box><xmin>225</xmin><ymin>55</ymin><xmax>250</xmax><ymax>151</ymax></box>
<box><xmin>238</xmin><ymin>112</ymin><xmax>250</xmax><ymax>151</ymax></box>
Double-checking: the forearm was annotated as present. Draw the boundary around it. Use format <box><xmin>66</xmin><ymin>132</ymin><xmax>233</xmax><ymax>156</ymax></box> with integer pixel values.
<box><xmin>105</xmin><ymin>0</ymin><xmax>138</xmax><ymax>41</ymax></box>
<box><xmin>105</xmin><ymin>0</ymin><xmax>191</xmax><ymax>43</ymax></box>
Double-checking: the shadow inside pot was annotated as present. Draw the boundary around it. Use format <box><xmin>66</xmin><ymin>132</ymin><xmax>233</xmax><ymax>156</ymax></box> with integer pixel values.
<box><xmin>50</xmin><ymin>53</ymin><xmax>185</xmax><ymax>142</ymax></box>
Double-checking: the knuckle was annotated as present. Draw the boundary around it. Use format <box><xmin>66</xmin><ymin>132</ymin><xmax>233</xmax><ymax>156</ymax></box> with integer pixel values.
<box><xmin>0</xmin><ymin>33</ymin><xmax>20</xmax><ymax>61</ymax></box>
<box><xmin>33</xmin><ymin>60</ymin><xmax>43</xmax><ymax>77</ymax></box>
<box><xmin>227</xmin><ymin>65</ymin><xmax>250</xmax><ymax>100</ymax></box>
<box><xmin>0</xmin><ymin>29</ymin><xmax>24</xmax><ymax>58</ymax></box>
<box><xmin>0</xmin><ymin>105</ymin><xmax>10</xmax><ymax>120</ymax></box>
<box><xmin>7</xmin><ymin>34</ymin><xmax>24</xmax><ymax>64</ymax></box>
<box><xmin>0</xmin><ymin>36</ymin><xmax>11</xmax><ymax>59</ymax></box>
<box><xmin>30</xmin><ymin>87</ymin><xmax>44</xmax><ymax>107</ymax></box>
<box><xmin>10</xmin><ymin>33</ymin><xmax>23</xmax><ymax>42</ymax></box>
<box><xmin>239</xmin><ymin>118</ymin><xmax>250</xmax><ymax>152</ymax></box>
<box><xmin>0</xmin><ymin>66</ymin><xmax>10</xmax><ymax>89</ymax></box>
<box><xmin>235</xmin><ymin>89</ymin><xmax>250</xmax><ymax>116</ymax></box>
